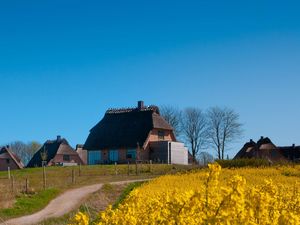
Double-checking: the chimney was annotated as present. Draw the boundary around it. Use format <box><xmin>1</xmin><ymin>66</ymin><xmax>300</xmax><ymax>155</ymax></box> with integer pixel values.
<box><xmin>260</xmin><ymin>136</ymin><xmax>264</xmax><ymax>140</ymax></box>
<box><xmin>292</xmin><ymin>144</ymin><xmax>295</xmax><ymax>148</ymax></box>
<box><xmin>6</xmin><ymin>145</ymin><xmax>9</xmax><ymax>149</ymax></box>
<box><xmin>57</xmin><ymin>135</ymin><xmax>61</xmax><ymax>141</ymax></box>
<box><xmin>138</xmin><ymin>101</ymin><xmax>144</xmax><ymax>110</ymax></box>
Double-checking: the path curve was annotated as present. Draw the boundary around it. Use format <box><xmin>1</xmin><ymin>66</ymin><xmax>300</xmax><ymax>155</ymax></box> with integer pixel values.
<box><xmin>2</xmin><ymin>179</ymin><xmax>150</xmax><ymax>225</ymax></box>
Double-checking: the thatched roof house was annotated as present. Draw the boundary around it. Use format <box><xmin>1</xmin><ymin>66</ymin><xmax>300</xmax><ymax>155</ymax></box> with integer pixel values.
<box><xmin>27</xmin><ymin>136</ymin><xmax>84</xmax><ymax>167</ymax></box>
<box><xmin>84</xmin><ymin>101</ymin><xmax>188</xmax><ymax>165</ymax></box>
<box><xmin>0</xmin><ymin>146</ymin><xmax>24</xmax><ymax>171</ymax></box>
<box><xmin>84</xmin><ymin>103</ymin><xmax>174</xmax><ymax>150</ymax></box>
<box><xmin>234</xmin><ymin>136</ymin><xmax>299</xmax><ymax>162</ymax></box>
<box><xmin>279</xmin><ymin>145</ymin><xmax>300</xmax><ymax>161</ymax></box>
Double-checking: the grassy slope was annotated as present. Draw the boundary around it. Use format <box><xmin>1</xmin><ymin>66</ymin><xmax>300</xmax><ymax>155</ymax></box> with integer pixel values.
<box><xmin>0</xmin><ymin>188</ymin><xmax>59</xmax><ymax>220</ymax></box>
<box><xmin>0</xmin><ymin>164</ymin><xmax>192</xmax><ymax>220</ymax></box>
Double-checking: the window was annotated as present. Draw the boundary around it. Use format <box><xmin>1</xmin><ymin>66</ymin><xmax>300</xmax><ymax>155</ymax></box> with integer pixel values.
<box><xmin>109</xmin><ymin>150</ymin><xmax>119</xmax><ymax>162</ymax></box>
<box><xmin>158</xmin><ymin>130</ymin><xmax>165</xmax><ymax>140</ymax></box>
<box><xmin>6</xmin><ymin>159</ymin><xmax>10</xmax><ymax>164</ymax></box>
<box><xmin>63</xmin><ymin>155</ymin><xmax>70</xmax><ymax>161</ymax></box>
<box><xmin>126</xmin><ymin>149</ymin><xmax>136</xmax><ymax>160</ymax></box>
<box><xmin>88</xmin><ymin>151</ymin><xmax>101</xmax><ymax>165</ymax></box>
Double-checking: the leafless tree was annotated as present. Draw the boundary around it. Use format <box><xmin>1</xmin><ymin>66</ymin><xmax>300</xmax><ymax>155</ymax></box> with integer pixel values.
<box><xmin>181</xmin><ymin>108</ymin><xmax>207</xmax><ymax>163</ymax></box>
<box><xmin>207</xmin><ymin>107</ymin><xmax>243</xmax><ymax>160</ymax></box>
<box><xmin>160</xmin><ymin>105</ymin><xmax>182</xmax><ymax>138</ymax></box>
<box><xmin>198</xmin><ymin>151</ymin><xmax>214</xmax><ymax>166</ymax></box>
<box><xmin>9</xmin><ymin>141</ymin><xmax>41</xmax><ymax>165</ymax></box>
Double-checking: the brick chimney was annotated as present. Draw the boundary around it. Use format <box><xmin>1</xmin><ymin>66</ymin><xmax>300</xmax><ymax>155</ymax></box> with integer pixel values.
<box><xmin>138</xmin><ymin>101</ymin><xmax>144</xmax><ymax>110</ymax></box>
<box><xmin>57</xmin><ymin>135</ymin><xmax>61</xmax><ymax>141</ymax></box>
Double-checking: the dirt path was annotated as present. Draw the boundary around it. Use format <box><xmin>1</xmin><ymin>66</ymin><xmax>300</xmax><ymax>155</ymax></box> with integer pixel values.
<box><xmin>2</xmin><ymin>179</ymin><xmax>150</xmax><ymax>225</ymax></box>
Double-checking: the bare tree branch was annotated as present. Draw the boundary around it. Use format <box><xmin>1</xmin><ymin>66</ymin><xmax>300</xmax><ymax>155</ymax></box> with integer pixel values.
<box><xmin>207</xmin><ymin>107</ymin><xmax>243</xmax><ymax>159</ymax></box>
<box><xmin>181</xmin><ymin>107</ymin><xmax>208</xmax><ymax>163</ymax></box>
<box><xmin>160</xmin><ymin>105</ymin><xmax>182</xmax><ymax>138</ymax></box>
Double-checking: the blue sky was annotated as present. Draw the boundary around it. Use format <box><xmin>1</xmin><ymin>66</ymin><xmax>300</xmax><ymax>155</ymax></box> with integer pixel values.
<box><xmin>0</xmin><ymin>0</ymin><xmax>300</xmax><ymax>157</ymax></box>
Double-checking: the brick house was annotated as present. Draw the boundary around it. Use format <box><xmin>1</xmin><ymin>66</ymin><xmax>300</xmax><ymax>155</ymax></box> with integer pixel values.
<box><xmin>234</xmin><ymin>136</ymin><xmax>300</xmax><ymax>163</ymax></box>
<box><xmin>27</xmin><ymin>136</ymin><xmax>84</xmax><ymax>167</ymax></box>
<box><xmin>84</xmin><ymin>101</ymin><xmax>188</xmax><ymax>165</ymax></box>
<box><xmin>0</xmin><ymin>146</ymin><xmax>24</xmax><ymax>171</ymax></box>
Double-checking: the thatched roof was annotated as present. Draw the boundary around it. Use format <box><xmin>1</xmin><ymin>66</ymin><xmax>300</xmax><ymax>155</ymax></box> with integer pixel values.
<box><xmin>84</xmin><ymin>104</ymin><xmax>173</xmax><ymax>150</ymax></box>
<box><xmin>234</xmin><ymin>137</ymin><xmax>291</xmax><ymax>162</ymax></box>
<box><xmin>233</xmin><ymin>139</ymin><xmax>256</xmax><ymax>159</ymax></box>
<box><xmin>0</xmin><ymin>146</ymin><xmax>24</xmax><ymax>169</ymax></box>
<box><xmin>27</xmin><ymin>136</ymin><xmax>81</xmax><ymax>167</ymax></box>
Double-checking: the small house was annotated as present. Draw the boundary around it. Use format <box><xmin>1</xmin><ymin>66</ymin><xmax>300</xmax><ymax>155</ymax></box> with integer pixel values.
<box><xmin>27</xmin><ymin>136</ymin><xmax>84</xmax><ymax>167</ymax></box>
<box><xmin>234</xmin><ymin>136</ymin><xmax>299</xmax><ymax>162</ymax></box>
<box><xmin>0</xmin><ymin>146</ymin><xmax>24</xmax><ymax>171</ymax></box>
<box><xmin>84</xmin><ymin>101</ymin><xmax>188</xmax><ymax>165</ymax></box>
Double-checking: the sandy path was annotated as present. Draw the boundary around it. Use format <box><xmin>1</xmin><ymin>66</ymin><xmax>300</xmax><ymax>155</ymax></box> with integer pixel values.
<box><xmin>2</xmin><ymin>179</ymin><xmax>150</xmax><ymax>225</ymax></box>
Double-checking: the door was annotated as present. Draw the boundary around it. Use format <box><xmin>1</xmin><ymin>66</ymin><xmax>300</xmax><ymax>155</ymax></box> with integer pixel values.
<box><xmin>109</xmin><ymin>150</ymin><xmax>119</xmax><ymax>162</ymax></box>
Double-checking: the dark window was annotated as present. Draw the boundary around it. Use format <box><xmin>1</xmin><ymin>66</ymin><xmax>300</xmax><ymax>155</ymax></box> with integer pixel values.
<box><xmin>6</xmin><ymin>159</ymin><xmax>10</xmax><ymax>164</ymax></box>
<box><xmin>63</xmin><ymin>155</ymin><xmax>70</xmax><ymax>161</ymax></box>
<box><xmin>158</xmin><ymin>130</ymin><xmax>165</xmax><ymax>140</ymax></box>
<box><xmin>126</xmin><ymin>149</ymin><xmax>136</xmax><ymax>160</ymax></box>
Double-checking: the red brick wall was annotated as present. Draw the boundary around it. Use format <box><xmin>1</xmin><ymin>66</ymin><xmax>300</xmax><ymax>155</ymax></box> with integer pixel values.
<box><xmin>144</xmin><ymin>129</ymin><xmax>175</xmax><ymax>149</ymax></box>
<box><xmin>49</xmin><ymin>154</ymin><xmax>83</xmax><ymax>165</ymax></box>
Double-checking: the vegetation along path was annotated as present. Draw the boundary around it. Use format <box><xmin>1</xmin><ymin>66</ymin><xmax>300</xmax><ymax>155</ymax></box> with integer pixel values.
<box><xmin>2</xmin><ymin>179</ymin><xmax>150</xmax><ymax>225</ymax></box>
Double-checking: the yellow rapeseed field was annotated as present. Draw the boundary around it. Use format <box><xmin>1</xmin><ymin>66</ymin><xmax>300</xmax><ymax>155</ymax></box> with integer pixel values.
<box><xmin>70</xmin><ymin>164</ymin><xmax>300</xmax><ymax>225</ymax></box>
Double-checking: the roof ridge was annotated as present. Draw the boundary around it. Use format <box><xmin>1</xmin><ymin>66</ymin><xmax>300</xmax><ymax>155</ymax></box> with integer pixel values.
<box><xmin>106</xmin><ymin>105</ymin><xmax>159</xmax><ymax>114</ymax></box>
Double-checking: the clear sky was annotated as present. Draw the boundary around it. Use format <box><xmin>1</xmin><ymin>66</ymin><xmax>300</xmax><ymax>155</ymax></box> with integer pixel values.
<box><xmin>0</xmin><ymin>0</ymin><xmax>300</xmax><ymax>157</ymax></box>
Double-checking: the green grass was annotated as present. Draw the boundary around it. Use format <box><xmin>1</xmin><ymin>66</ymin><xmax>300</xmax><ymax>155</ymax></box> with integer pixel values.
<box><xmin>0</xmin><ymin>188</ymin><xmax>60</xmax><ymax>220</ymax></box>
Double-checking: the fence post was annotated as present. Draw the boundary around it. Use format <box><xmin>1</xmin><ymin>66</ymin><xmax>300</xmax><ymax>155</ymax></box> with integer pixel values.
<box><xmin>11</xmin><ymin>175</ymin><xmax>14</xmax><ymax>193</ymax></box>
<box><xmin>79</xmin><ymin>164</ymin><xmax>82</xmax><ymax>177</ymax></box>
<box><xmin>72</xmin><ymin>168</ymin><xmax>75</xmax><ymax>184</ymax></box>
<box><xmin>43</xmin><ymin>166</ymin><xmax>46</xmax><ymax>190</ymax></box>
<box><xmin>25</xmin><ymin>178</ymin><xmax>29</xmax><ymax>194</ymax></box>
<box><xmin>127</xmin><ymin>161</ymin><xmax>130</xmax><ymax>176</ymax></box>
<box><xmin>7</xmin><ymin>167</ymin><xmax>11</xmax><ymax>180</ymax></box>
<box><xmin>149</xmin><ymin>160</ymin><xmax>152</xmax><ymax>173</ymax></box>
<box><xmin>114</xmin><ymin>162</ymin><xmax>118</xmax><ymax>175</ymax></box>
<box><xmin>135</xmin><ymin>161</ymin><xmax>138</xmax><ymax>175</ymax></box>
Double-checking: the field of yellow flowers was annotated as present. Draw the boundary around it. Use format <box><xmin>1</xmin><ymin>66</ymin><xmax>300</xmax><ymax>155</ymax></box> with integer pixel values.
<box><xmin>70</xmin><ymin>164</ymin><xmax>300</xmax><ymax>225</ymax></box>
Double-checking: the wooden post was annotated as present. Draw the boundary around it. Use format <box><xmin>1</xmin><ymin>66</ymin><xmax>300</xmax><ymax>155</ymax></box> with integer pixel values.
<box><xmin>135</xmin><ymin>161</ymin><xmax>138</xmax><ymax>175</ymax></box>
<box><xmin>25</xmin><ymin>178</ymin><xmax>29</xmax><ymax>194</ymax></box>
<box><xmin>72</xmin><ymin>168</ymin><xmax>75</xmax><ymax>184</ymax></box>
<box><xmin>149</xmin><ymin>160</ymin><xmax>152</xmax><ymax>173</ymax></box>
<box><xmin>43</xmin><ymin>166</ymin><xmax>46</xmax><ymax>190</ymax></box>
<box><xmin>127</xmin><ymin>161</ymin><xmax>130</xmax><ymax>176</ymax></box>
<box><xmin>79</xmin><ymin>164</ymin><xmax>82</xmax><ymax>177</ymax></box>
<box><xmin>11</xmin><ymin>175</ymin><xmax>14</xmax><ymax>193</ymax></box>
<box><xmin>7</xmin><ymin>167</ymin><xmax>11</xmax><ymax>180</ymax></box>
<box><xmin>114</xmin><ymin>162</ymin><xmax>117</xmax><ymax>175</ymax></box>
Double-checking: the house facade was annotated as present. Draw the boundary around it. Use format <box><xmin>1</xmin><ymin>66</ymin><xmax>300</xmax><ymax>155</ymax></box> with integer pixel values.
<box><xmin>27</xmin><ymin>136</ymin><xmax>84</xmax><ymax>167</ymax></box>
<box><xmin>0</xmin><ymin>146</ymin><xmax>24</xmax><ymax>171</ymax></box>
<box><xmin>84</xmin><ymin>101</ymin><xmax>188</xmax><ymax>165</ymax></box>
<box><xmin>234</xmin><ymin>136</ymin><xmax>300</xmax><ymax>163</ymax></box>
<box><xmin>76</xmin><ymin>144</ymin><xmax>88</xmax><ymax>165</ymax></box>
